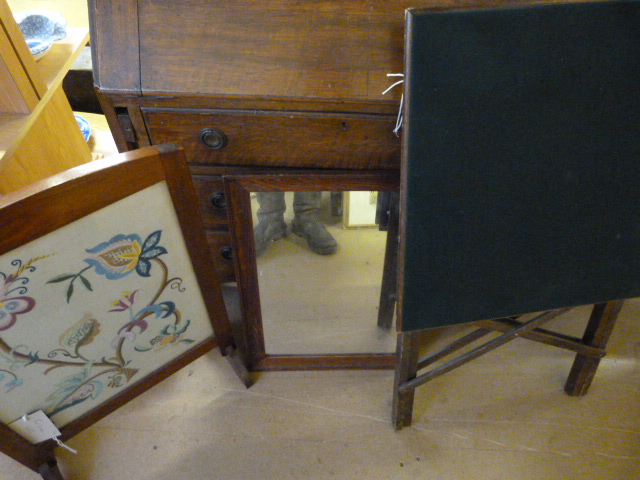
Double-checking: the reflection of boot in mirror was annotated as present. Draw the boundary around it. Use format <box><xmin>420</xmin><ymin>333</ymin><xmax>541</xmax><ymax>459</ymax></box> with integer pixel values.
<box><xmin>254</xmin><ymin>192</ymin><xmax>287</xmax><ymax>255</ymax></box>
<box><xmin>291</xmin><ymin>192</ymin><xmax>338</xmax><ymax>255</ymax></box>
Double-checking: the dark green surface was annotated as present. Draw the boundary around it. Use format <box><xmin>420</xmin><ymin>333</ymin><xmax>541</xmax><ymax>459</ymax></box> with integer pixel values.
<box><xmin>401</xmin><ymin>1</ymin><xmax>640</xmax><ymax>331</ymax></box>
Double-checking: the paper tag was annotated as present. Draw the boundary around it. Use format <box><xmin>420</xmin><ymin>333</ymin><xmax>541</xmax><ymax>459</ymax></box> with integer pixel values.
<box><xmin>8</xmin><ymin>411</ymin><xmax>61</xmax><ymax>444</ymax></box>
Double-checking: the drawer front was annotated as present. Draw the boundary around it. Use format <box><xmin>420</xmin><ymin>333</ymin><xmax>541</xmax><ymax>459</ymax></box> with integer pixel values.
<box><xmin>144</xmin><ymin>109</ymin><xmax>401</xmax><ymax>169</ymax></box>
<box><xmin>206</xmin><ymin>231</ymin><xmax>236</xmax><ymax>283</ymax></box>
<box><xmin>191</xmin><ymin>175</ymin><xmax>229</xmax><ymax>229</ymax></box>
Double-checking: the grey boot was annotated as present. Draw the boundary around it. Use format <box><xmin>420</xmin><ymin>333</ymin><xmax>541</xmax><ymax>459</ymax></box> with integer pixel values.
<box><xmin>254</xmin><ymin>192</ymin><xmax>287</xmax><ymax>255</ymax></box>
<box><xmin>291</xmin><ymin>192</ymin><xmax>338</xmax><ymax>255</ymax></box>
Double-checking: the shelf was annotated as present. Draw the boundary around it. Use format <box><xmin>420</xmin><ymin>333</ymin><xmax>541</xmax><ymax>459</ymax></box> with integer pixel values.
<box><xmin>38</xmin><ymin>27</ymin><xmax>89</xmax><ymax>92</ymax></box>
<box><xmin>0</xmin><ymin>112</ymin><xmax>28</xmax><ymax>160</ymax></box>
<box><xmin>0</xmin><ymin>27</ymin><xmax>88</xmax><ymax>162</ymax></box>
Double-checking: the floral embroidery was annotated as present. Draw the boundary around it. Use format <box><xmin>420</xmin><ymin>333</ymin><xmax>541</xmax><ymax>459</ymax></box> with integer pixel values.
<box><xmin>0</xmin><ymin>369</ymin><xmax>23</xmax><ymax>393</ymax></box>
<box><xmin>41</xmin><ymin>365</ymin><xmax>104</xmax><ymax>417</ymax></box>
<box><xmin>134</xmin><ymin>230</ymin><xmax>168</xmax><ymax>277</ymax></box>
<box><xmin>84</xmin><ymin>230</ymin><xmax>167</xmax><ymax>280</ymax></box>
<box><xmin>59</xmin><ymin>314</ymin><xmax>101</xmax><ymax>352</ymax></box>
<box><xmin>136</xmin><ymin>321</ymin><xmax>194</xmax><ymax>352</ymax></box>
<box><xmin>0</xmin><ymin>297</ymin><xmax>35</xmax><ymax>331</ymax></box>
<box><xmin>0</xmin><ymin>230</ymin><xmax>196</xmax><ymax>422</ymax></box>
<box><xmin>109</xmin><ymin>290</ymin><xmax>139</xmax><ymax>312</ymax></box>
<box><xmin>0</xmin><ymin>259</ymin><xmax>39</xmax><ymax>331</ymax></box>
<box><xmin>50</xmin><ymin>231</ymin><xmax>169</xmax><ymax>303</ymax></box>
<box><xmin>5</xmin><ymin>377</ymin><xmax>23</xmax><ymax>393</ymax></box>
<box><xmin>84</xmin><ymin>234</ymin><xmax>142</xmax><ymax>279</ymax></box>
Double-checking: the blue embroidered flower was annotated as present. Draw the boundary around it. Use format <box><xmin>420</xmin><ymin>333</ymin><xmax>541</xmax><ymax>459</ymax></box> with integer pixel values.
<box><xmin>84</xmin><ymin>234</ymin><xmax>143</xmax><ymax>280</ymax></box>
<box><xmin>84</xmin><ymin>231</ymin><xmax>167</xmax><ymax>279</ymax></box>
<box><xmin>135</xmin><ymin>231</ymin><xmax>168</xmax><ymax>277</ymax></box>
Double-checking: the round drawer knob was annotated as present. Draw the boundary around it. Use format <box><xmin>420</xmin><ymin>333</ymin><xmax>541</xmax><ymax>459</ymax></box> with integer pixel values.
<box><xmin>199</xmin><ymin>128</ymin><xmax>228</xmax><ymax>150</ymax></box>
<box><xmin>209</xmin><ymin>192</ymin><xmax>227</xmax><ymax>209</ymax></box>
<box><xmin>220</xmin><ymin>246</ymin><xmax>233</xmax><ymax>261</ymax></box>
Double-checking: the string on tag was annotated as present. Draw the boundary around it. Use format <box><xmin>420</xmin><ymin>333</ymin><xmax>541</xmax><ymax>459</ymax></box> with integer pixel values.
<box><xmin>53</xmin><ymin>437</ymin><xmax>78</xmax><ymax>454</ymax></box>
<box><xmin>14</xmin><ymin>412</ymin><xmax>76</xmax><ymax>452</ymax></box>
<box><xmin>382</xmin><ymin>73</ymin><xmax>404</xmax><ymax>136</ymax></box>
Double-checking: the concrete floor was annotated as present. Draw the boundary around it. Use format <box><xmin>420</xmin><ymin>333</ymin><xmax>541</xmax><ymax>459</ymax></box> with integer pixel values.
<box><xmin>2</xmin><ymin>298</ymin><xmax>638</xmax><ymax>480</ymax></box>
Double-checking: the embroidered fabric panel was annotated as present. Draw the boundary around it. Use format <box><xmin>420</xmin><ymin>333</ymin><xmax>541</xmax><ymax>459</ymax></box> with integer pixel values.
<box><xmin>0</xmin><ymin>182</ymin><xmax>214</xmax><ymax>430</ymax></box>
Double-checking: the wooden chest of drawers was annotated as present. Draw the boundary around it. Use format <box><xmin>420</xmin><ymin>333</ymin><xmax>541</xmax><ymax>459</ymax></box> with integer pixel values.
<box><xmin>190</xmin><ymin>175</ymin><xmax>235</xmax><ymax>281</ymax></box>
<box><xmin>135</xmin><ymin>105</ymin><xmax>402</xmax><ymax>281</ymax></box>
<box><xmin>143</xmin><ymin>109</ymin><xmax>400</xmax><ymax>169</ymax></box>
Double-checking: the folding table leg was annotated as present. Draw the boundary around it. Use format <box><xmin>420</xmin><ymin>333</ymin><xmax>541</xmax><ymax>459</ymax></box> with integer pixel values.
<box><xmin>392</xmin><ymin>331</ymin><xmax>420</xmax><ymax>430</ymax></box>
<box><xmin>391</xmin><ymin>310</ymin><xmax>566</xmax><ymax>428</ymax></box>
<box><xmin>378</xmin><ymin>192</ymin><xmax>400</xmax><ymax>329</ymax></box>
<box><xmin>38</xmin><ymin>460</ymin><xmax>64</xmax><ymax>480</ymax></box>
<box><xmin>564</xmin><ymin>300</ymin><xmax>624</xmax><ymax>396</ymax></box>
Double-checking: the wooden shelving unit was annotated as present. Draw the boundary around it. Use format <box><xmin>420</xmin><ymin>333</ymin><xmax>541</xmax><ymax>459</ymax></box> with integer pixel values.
<box><xmin>0</xmin><ymin>0</ymin><xmax>91</xmax><ymax>193</ymax></box>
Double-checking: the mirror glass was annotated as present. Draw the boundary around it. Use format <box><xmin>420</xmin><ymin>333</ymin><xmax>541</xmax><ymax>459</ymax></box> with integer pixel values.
<box><xmin>251</xmin><ymin>191</ymin><xmax>396</xmax><ymax>355</ymax></box>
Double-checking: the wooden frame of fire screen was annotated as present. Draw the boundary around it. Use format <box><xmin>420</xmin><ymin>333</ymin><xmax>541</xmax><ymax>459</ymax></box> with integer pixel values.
<box><xmin>0</xmin><ymin>145</ymin><xmax>236</xmax><ymax>479</ymax></box>
<box><xmin>225</xmin><ymin>171</ymin><xmax>400</xmax><ymax>371</ymax></box>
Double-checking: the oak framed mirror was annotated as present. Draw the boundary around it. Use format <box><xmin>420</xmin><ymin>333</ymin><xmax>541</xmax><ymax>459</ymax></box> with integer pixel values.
<box><xmin>225</xmin><ymin>171</ymin><xmax>400</xmax><ymax>371</ymax></box>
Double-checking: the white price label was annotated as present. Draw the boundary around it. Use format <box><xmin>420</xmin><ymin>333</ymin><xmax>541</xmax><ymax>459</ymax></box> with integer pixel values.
<box><xmin>8</xmin><ymin>411</ymin><xmax>61</xmax><ymax>444</ymax></box>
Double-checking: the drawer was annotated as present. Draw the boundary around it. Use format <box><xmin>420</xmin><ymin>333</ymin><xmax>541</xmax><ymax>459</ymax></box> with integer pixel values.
<box><xmin>206</xmin><ymin>231</ymin><xmax>236</xmax><ymax>283</ymax></box>
<box><xmin>191</xmin><ymin>175</ymin><xmax>229</xmax><ymax>229</ymax></box>
<box><xmin>143</xmin><ymin>109</ymin><xmax>401</xmax><ymax>169</ymax></box>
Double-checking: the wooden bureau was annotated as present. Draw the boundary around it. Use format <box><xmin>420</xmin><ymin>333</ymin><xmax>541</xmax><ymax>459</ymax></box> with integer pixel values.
<box><xmin>89</xmin><ymin>0</ymin><xmax>409</xmax><ymax>282</ymax></box>
<box><xmin>89</xmin><ymin>0</ymin><xmax>548</xmax><ymax>282</ymax></box>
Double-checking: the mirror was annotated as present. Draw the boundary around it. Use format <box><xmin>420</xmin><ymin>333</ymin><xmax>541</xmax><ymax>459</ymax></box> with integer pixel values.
<box><xmin>253</xmin><ymin>191</ymin><xmax>394</xmax><ymax>355</ymax></box>
<box><xmin>225</xmin><ymin>172</ymin><xmax>400</xmax><ymax>370</ymax></box>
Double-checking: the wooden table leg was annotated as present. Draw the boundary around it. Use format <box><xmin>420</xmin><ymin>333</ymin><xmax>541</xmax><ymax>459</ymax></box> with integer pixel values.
<box><xmin>38</xmin><ymin>460</ymin><xmax>64</xmax><ymax>480</ymax></box>
<box><xmin>224</xmin><ymin>345</ymin><xmax>254</xmax><ymax>388</ymax></box>
<box><xmin>392</xmin><ymin>331</ymin><xmax>420</xmax><ymax>430</ymax></box>
<box><xmin>564</xmin><ymin>300</ymin><xmax>624</xmax><ymax>396</ymax></box>
<box><xmin>378</xmin><ymin>192</ymin><xmax>399</xmax><ymax>329</ymax></box>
